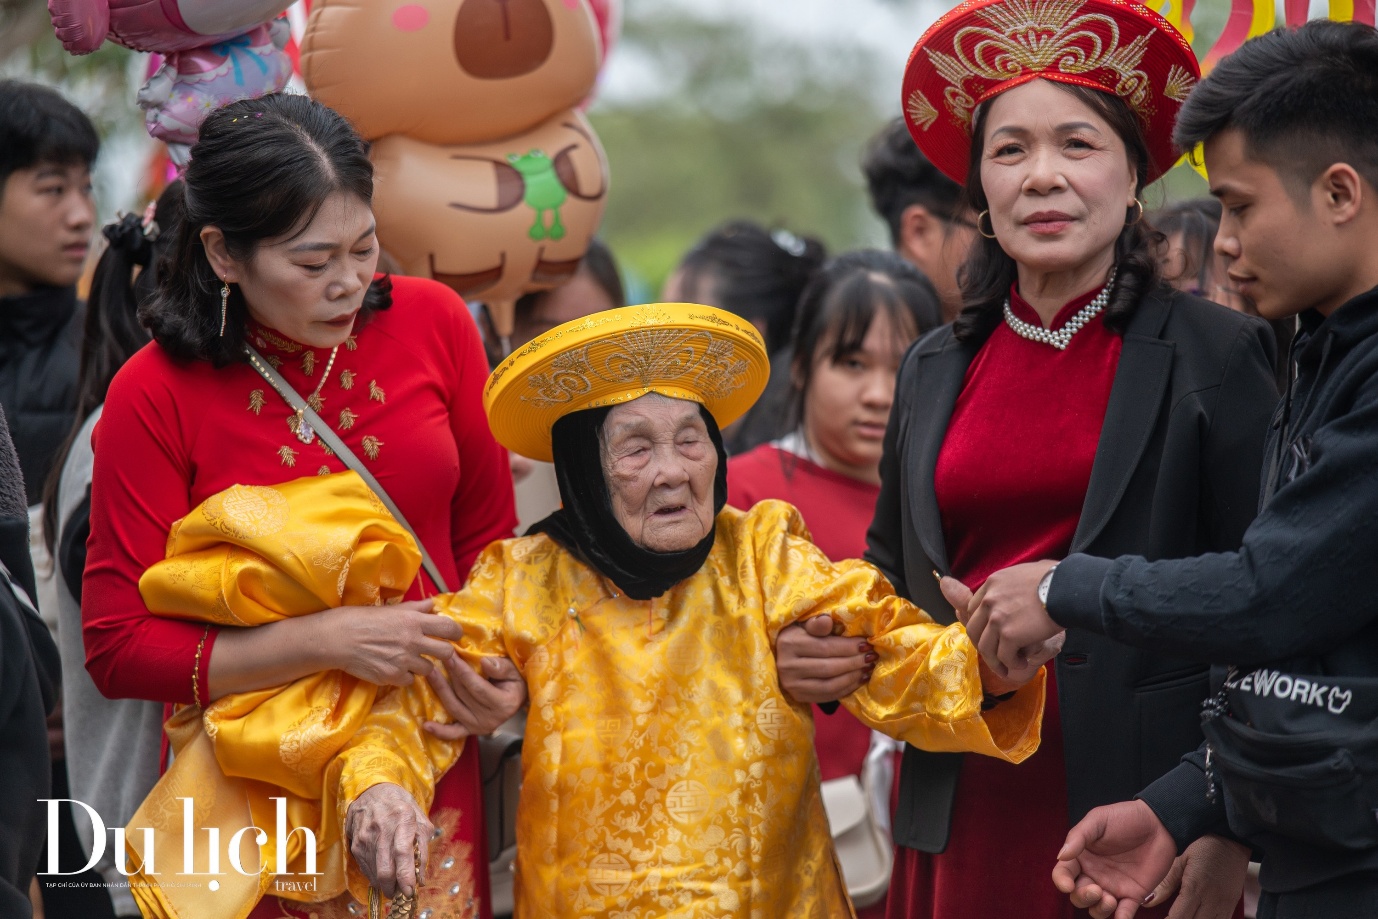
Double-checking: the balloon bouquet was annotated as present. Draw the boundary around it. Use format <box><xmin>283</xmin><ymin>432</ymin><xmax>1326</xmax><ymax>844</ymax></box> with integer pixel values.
<box><xmin>46</xmin><ymin>0</ymin><xmax>297</xmax><ymax>156</ymax></box>
<box><xmin>302</xmin><ymin>0</ymin><xmax>613</xmax><ymax>352</ymax></box>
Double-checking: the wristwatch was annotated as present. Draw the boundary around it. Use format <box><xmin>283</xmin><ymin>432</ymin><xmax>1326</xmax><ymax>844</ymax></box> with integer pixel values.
<box><xmin>1037</xmin><ymin>563</ymin><xmax>1059</xmax><ymax>609</ymax></box>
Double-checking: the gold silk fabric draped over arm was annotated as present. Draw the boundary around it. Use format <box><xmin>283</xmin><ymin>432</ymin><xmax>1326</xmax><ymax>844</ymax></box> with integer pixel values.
<box><xmin>335</xmin><ymin>499</ymin><xmax>1044</xmax><ymax>917</ymax></box>
<box><xmin>127</xmin><ymin>471</ymin><xmax>465</xmax><ymax>919</ymax></box>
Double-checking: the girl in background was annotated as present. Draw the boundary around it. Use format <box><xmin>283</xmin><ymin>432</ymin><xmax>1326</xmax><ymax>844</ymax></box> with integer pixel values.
<box><xmin>727</xmin><ymin>249</ymin><xmax>941</xmax><ymax>917</ymax></box>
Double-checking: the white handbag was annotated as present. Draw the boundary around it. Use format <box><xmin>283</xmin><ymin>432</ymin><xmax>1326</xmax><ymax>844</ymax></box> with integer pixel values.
<box><xmin>480</xmin><ymin>714</ymin><xmax>526</xmax><ymax>919</ymax></box>
<box><xmin>820</xmin><ymin>733</ymin><xmax>901</xmax><ymax>908</ymax></box>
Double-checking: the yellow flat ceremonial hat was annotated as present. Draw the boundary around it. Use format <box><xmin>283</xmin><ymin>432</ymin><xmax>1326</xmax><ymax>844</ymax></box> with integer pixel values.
<box><xmin>484</xmin><ymin>303</ymin><xmax>770</xmax><ymax>462</ymax></box>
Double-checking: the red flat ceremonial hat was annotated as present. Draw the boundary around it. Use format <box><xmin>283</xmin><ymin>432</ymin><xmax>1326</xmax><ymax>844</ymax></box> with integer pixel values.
<box><xmin>901</xmin><ymin>0</ymin><xmax>1200</xmax><ymax>185</ymax></box>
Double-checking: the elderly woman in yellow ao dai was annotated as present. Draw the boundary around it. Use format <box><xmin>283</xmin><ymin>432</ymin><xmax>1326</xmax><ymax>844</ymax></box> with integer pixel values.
<box><xmin>340</xmin><ymin>304</ymin><xmax>1056</xmax><ymax>917</ymax></box>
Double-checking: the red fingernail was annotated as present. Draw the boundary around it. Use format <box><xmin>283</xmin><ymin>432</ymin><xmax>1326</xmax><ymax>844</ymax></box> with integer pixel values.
<box><xmin>1142</xmin><ymin>893</ymin><xmax>1156</xmax><ymax>905</ymax></box>
<box><xmin>857</xmin><ymin>641</ymin><xmax>869</xmax><ymax>652</ymax></box>
<box><xmin>864</xmin><ymin>653</ymin><xmax>878</xmax><ymax>663</ymax></box>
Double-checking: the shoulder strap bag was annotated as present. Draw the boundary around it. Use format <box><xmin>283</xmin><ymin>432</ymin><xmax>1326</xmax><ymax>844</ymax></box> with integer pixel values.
<box><xmin>1202</xmin><ymin>664</ymin><xmax>1378</xmax><ymax>853</ymax></box>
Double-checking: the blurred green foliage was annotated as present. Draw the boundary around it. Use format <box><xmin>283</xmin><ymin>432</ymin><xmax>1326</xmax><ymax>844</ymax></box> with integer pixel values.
<box><xmin>588</xmin><ymin>7</ymin><xmax>895</xmax><ymax>294</ymax></box>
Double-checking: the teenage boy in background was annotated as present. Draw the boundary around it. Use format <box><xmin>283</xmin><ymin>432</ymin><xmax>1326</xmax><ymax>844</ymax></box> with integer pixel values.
<box><xmin>957</xmin><ymin>20</ymin><xmax>1378</xmax><ymax>919</ymax></box>
<box><xmin>0</xmin><ymin>80</ymin><xmax>96</xmax><ymax>504</ymax></box>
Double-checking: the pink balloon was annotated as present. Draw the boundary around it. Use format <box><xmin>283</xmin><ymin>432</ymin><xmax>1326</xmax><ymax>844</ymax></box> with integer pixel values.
<box><xmin>46</xmin><ymin>0</ymin><xmax>107</xmax><ymax>54</ymax></box>
<box><xmin>46</xmin><ymin>0</ymin><xmax>293</xmax><ymax>54</ymax></box>
<box><xmin>585</xmin><ymin>0</ymin><xmax>621</xmax><ymax>65</ymax></box>
<box><xmin>46</xmin><ymin>1</ymin><xmax>295</xmax><ymax>146</ymax></box>
<box><xmin>137</xmin><ymin>22</ymin><xmax>293</xmax><ymax>146</ymax></box>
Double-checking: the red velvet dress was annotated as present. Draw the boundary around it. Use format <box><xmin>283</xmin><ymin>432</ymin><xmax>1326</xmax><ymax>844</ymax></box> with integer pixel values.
<box><xmin>728</xmin><ymin>443</ymin><xmax>889</xmax><ymax>919</ymax></box>
<box><xmin>888</xmin><ymin>285</ymin><xmax>1127</xmax><ymax>919</ymax></box>
<box><xmin>83</xmin><ymin>275</ymin><xmax>517</xmax><ymax>919</ymax></box>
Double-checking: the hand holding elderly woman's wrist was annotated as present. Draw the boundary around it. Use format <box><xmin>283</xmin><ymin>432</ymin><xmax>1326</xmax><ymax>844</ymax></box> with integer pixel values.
<box><xmin>960</xmin><ymin>560</ymin><xmax>1064</xmax><ymax>677</ymax></box>
<box><xmin>313</xmin><ymin>599</ymin><xmax>464</xmax><ymax>687</ymax></box>
<box><xmin>775</xmin><ymin>615</ymin><xmax>875</xmax><ymax>704</ymax></box>
<box><xmin>423</xmin><ymin>654</ymin><xmax>528</xmax><ymax>740</ymax></box>
<box><xmin>206</xmin><ymin>603</ymin><xmax>457</xmax><ymax>701</ymax></box>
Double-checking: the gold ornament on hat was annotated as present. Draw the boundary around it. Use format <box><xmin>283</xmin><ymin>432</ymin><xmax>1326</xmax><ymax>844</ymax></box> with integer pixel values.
<box><xmin>522</xmin><ymin>328</ymin><xmax>750</xmax><ymax>410</ymax></box>
<box><xmin>484</xmin><ymin>303</ymin><xmax>770</xmax><ymax>463</ymax></box>
<box><xmin>900</xmin><ymin>0</ymin><xmax>1200</xmax><ymax>185</ymax></box>
<box><xmin>923</xmin><ymin>0</ymin><xmax>1160</xmax><ymax>130</ymax></box>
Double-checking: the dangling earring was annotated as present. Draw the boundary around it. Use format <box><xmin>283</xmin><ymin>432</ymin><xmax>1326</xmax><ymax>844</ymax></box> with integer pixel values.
<box><xmin>219</xmin><ymin>283</ymin><xmax>230</xmax><ymax>338</ymax></box>
<box><xmin>976</xmin><ymin>210</ymin><xmax>998</xmax><ymax>240</ymax></box>
<box><xmin>1126</xmin><ymin>198</ymin><xmax>1145</xmax><ymax>226</ymax></box>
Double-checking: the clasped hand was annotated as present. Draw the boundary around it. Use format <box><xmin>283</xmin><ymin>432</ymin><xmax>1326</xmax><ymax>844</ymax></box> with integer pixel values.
<box><xmin>954</xmin><ymin>560</ymin><xmax>1065</xmax><ymax>679</ymax></box>
<box><xmin>774</xmin><ymin>569</ymin><xmax>1063</xmax><ymax>705</ymax></box>
<box><xmin>939</xmin><ymin>571</ymin><xmax>1064</xmax><ymax>693</ymax></box>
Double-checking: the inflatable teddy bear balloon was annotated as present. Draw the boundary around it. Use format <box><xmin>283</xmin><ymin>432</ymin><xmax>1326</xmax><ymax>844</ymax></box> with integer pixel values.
<box><xmin>302</xmin><ymin>0</ymin><xmax>610</xmax><ymax>343</ymax></box>
<box><xmin>47</xmin><ymin>0</ymin><xmax>294</xmax><ymax>147</ymax></box>
<box><xmin>302</xmin><ymin>0</ymin><xmax>601</xmax><ymax>146</ymax></box>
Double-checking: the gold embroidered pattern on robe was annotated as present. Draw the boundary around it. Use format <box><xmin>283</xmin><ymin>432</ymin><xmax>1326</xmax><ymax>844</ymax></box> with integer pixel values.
<box><xmin>336</xmin><ymin>500</ymin><xmax>1046</xmax><ymax>917</ymax></box>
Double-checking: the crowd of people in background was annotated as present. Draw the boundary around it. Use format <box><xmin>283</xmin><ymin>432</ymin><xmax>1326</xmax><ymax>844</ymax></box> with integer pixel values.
<box><xmin>3</xmin><ymin>8</ymin><xmax>1378</xmax><ymax>919</ymax></box>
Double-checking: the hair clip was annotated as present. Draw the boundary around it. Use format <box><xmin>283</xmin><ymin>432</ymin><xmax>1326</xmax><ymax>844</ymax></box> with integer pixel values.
<box><xmin>771</xmin><ymin>228</ymin><xmax>807</xmax><ymax>258</ymax></box>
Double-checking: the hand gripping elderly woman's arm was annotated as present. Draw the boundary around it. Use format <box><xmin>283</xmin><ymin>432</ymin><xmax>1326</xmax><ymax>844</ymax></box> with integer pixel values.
<box><xmin>753</xmin><ymin>500</ymin><xmax>1049</xmax><ymax>760</ymax></box>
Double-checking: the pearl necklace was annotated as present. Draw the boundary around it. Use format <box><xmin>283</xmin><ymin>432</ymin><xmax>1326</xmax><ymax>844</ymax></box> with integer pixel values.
<box><xmin>1003</xmin><ymin>268</ymin><xmax>1117</xmax><ymax>351</ymax></box>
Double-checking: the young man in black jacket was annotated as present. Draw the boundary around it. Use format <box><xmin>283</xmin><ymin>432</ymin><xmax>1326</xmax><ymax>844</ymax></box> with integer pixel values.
<box><xmin>961</xmin><ymin>20</ymin><xmax>1378</xmax><ymax>918</ymax></box>
<box><xmin>0</xmin><ymin>80</ymin><xmax>97</xmax><ymax>504</ymax></box>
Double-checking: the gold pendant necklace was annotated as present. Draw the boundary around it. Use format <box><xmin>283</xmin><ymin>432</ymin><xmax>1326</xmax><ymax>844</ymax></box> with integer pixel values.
<box><xmin>291</xmin><ymin>345</ymin><xmax>340</xmax><ymax>445</ymax></box>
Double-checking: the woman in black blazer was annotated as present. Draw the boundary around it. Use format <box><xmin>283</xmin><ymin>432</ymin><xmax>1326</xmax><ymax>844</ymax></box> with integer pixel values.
<box><xmin>775</xmin><ymin>2</ymin><xmax>1280</xmax><ymax>916</ymax></box>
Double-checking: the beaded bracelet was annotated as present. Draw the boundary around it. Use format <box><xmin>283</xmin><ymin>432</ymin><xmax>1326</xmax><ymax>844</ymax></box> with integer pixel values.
<box><xmin>192</xmin><ymin>625</ymin><xmax>210</xmax><ymax>707</ymax></box>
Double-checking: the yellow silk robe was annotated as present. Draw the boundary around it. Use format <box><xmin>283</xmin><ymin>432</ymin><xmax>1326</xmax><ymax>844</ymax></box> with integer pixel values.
<box><xmin>127</xmin><ymin>473</ymin><xmax>464</xmax><ymax>919</ymax></box>
<box><xmin>337</xmin><ymin>499</ymin><xmax>1045</xmax><ymax>918</ymax></box>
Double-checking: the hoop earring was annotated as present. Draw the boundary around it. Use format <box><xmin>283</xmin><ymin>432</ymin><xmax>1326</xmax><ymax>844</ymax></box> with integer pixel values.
<box><xmin>1126</xmin><ymin>198</ymin><xmax>1144</xmax><ymax>226</ymax></box>
<box><xmin>218</xmin><ymin>283</ymin><xmax>230</xmax><ymax>338</ymax></box>
<box><xmin>976</xmin><ymin>210</ymin><xmax>997</xmax><ymax>240</ymax></box>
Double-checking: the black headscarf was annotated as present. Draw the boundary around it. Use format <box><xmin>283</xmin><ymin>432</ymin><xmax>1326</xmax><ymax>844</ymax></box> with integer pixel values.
<box><xmin>527</xmin><ymin>399</ymin><xmax>729</xmax><ymax>600</ymax></box>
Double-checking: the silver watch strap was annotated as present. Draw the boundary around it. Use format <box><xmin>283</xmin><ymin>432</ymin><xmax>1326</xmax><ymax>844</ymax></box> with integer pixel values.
<box><xmin>243</xmin><ymin>344</ymin><xmax>450</xmax><ymax>594</ymax></box>
<box><xmin>1038</xmin><ymin>562</ymin><xmax>1059</xmax><ymax>609</ymax></box>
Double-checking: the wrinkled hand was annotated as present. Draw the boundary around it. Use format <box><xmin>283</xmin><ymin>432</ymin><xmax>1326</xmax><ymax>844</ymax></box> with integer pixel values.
<box><xmin>1144</xmin><ymin>834</ymin><xmax>1249</xmax><ymax>918</ymax></box>
<box><xmin>319</xmin><ymin>599</ymin><xmax>463</xmax><ymax>687</ymax></box>
<box><xmin>775</xmin><ymin>615</ymin><xmax>875</xmax><ymax>704</ymax></box>
<box><xmin>1053</xmin><ymin>800</ymin><xmax>1179</xmax><ymax>919</ymax></box>
<box><xmin>345</xmin><ymin>783</ymin><xmax>433</xmax><ymax>899</ymax></box>
<box><xmin>962</xmin><ymin>560</ymin><xmax>1062</xmax><ymax>678</ymax></box>
<box><xmin>424</xmin><ymin>656</ymin><xmax>527</xmax><ymax>741</ymax></box>
<box><xmin>940</xmin><ymin>575</ymin><xmax>1063</xmax><ymax>694</ymax></box>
